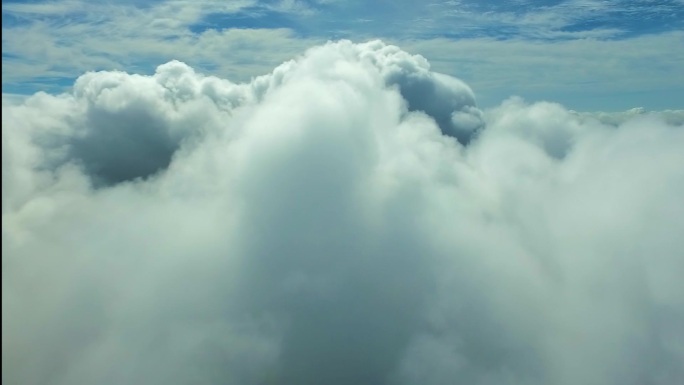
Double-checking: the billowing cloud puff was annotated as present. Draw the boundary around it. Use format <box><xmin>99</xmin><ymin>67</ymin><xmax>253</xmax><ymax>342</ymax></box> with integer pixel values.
<box><xmin>3</xmin><ymin>40</ymin><xmax>684</xmax><ymax>385</ymax></box>
<box><xmin>4</xmin><ymin>40</ymin><xmax>481</xmax><ymax>191</ymax></box>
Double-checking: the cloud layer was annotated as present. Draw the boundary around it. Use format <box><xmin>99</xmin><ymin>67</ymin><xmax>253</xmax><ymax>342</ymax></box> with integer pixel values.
<box><xmin>4</xmin><ymin>1</ymin><xmax>683</xmax><ymax>110</ymax></box>
<box><xmin>3</xmin><ymin>40</ymin><xmax>684</xmax><ymax>385</ymax></box>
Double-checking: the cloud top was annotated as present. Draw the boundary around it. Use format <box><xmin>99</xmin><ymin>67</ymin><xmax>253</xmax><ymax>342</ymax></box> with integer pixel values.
<box><xmin>3</xmin><ymin>40</ymin><xmax>684</xmax><ymax>385</ymax></box>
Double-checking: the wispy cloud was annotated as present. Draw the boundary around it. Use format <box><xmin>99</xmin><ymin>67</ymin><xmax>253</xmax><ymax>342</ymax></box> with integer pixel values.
<box><xmin>2</xmin><ymin>0</ymin><xmax>320</xmax><ymax>90</ymax></box>
<box><xmin>404</xmin><ymin>0</ymin><xmax>683</xmax><ymax>40</ymax></box>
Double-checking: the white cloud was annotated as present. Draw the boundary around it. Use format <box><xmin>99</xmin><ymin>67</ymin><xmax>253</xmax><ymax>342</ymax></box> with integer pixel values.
<box><xmin>3</xmin><ymin>40</ymin><xmax>684</xmax><ymax>385</ymax></box>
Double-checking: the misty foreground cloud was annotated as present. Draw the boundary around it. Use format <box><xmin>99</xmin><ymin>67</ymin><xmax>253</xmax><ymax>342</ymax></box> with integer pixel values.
<box><xmin>3</xmin><ymin>40</ymin><xmax>684</xmax><ymax>385</ymax></box>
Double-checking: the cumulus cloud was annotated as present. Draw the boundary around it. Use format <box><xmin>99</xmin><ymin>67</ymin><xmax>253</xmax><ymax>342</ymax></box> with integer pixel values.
<box><xmin>3</xmin><ymin>40</ymin><xmax>684</xmax><ymax>385</ymax></box>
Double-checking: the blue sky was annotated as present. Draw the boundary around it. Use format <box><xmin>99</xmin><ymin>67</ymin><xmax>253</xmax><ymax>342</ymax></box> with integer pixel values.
<box><xmin>2</xmin><ymin>0</ymin><xmax>683</xmax><ymax>110</ymax></box>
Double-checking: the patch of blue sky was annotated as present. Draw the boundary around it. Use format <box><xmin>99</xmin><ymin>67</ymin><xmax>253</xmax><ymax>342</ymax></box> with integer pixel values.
<box><xmin>2</xmin><ymin>77</ymin><xmax>76</xmax><ymax>95</ymax></box>
<box><xmin>290</xmin><ymin>0</ymin><xmax>681</xmax><ymax>41</ymax></box>
<box><xmin>561</xmin><ymin>20</ymin><xmax>672</xmax><ymax>38</ymax></box>
<box><xmin>2</xmin><ymin>0</ymin><xmax>41</xmax><ymax>5</ymax></box>
<box><xmin>2</xmin><ymin>52</ymin><xmax>20</xmax><ymax>60</ymax></box>
<box><xmin>190</xmin><ymin>8</ymin><xmax>300</xmax><ymax>34</ymax></box>
<box><xmin>2</xmin><ymin>11</ymin><xmax>17</xmax><ymax>23</ymax></box>
<box><xmin>401</xmin><ymin>23</ymin><xmax>521</xmax><ymax>41</ymax></box>
<box><xmin>580</xmin><ymin>2</ymin><xmax>681</xmax><ymax>24</ymax></box>
<box><xmin>433</xmin><ymin>0</ymin><xmax>684</xmax><ymax>39</ymax></box>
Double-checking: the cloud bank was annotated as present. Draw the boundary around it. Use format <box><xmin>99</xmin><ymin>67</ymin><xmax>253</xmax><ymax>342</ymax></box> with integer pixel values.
<box><xmin>3</xmin><ymin>40</ymin><xmax>684</xmax><ymax>385</ymax></box>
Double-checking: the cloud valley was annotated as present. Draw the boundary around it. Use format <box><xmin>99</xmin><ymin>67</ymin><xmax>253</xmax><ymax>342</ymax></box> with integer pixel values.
<box><xmin>3</xmin><ymin>40</ymin><xmax>684</xmax><ymax>385</ymax></box>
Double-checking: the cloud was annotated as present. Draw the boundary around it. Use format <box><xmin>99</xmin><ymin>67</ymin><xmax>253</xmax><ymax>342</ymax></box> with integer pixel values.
<box><xmin>2</xmin><ymin>0</ymin><xmax>319</xmax><ymax>90</ymax></box>
<box><xmin>4</xmin><ymin>1</ymin><xmax>683</xmax><ymax>111</ymax></box>
<box><xmin>571</xmin><ymin>107</ymin><xmax>684</xmax><ymax>127</ymax></box>
<box><xmin>398</xmin><ymin>30</ymin><xmax>684</xmax><ymax>110</ymax></box>
<box><xmin>3</xmin><ymin>40</ymin><xmax>684</xmax><ymax>385</ymax></box>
